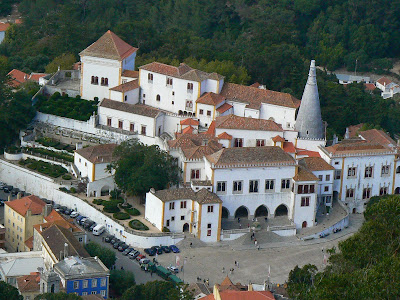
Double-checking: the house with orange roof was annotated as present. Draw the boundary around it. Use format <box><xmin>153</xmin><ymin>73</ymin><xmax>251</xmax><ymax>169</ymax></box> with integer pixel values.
<box><xmin>16</xmin><ymin>272</ymin><xmax>41</xmax><ymax>299</ymax></box>
<box><xmin>7</xmin><ymin>69</ymin><xmax>48</xmax><ymax>88</ymax></box>
<box><xmin>0</xmin><ymin>22</ymin><xmax>10</xmax><ymax>43</ymax></box>
<box><xmin>375</xmin><ymin>76</ymin><xmax>400</xmax><ymax>99</ymax></box>
<box><xmin>4</xmin><ymin>195</ymin><xmax>48</xmax><ymax>252</ymax></box>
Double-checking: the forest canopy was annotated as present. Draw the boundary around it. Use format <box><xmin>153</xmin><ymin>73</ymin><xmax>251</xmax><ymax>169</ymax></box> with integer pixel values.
<box><xmin>0</xmin><ymin>0</ymin><xmax>399</xmax><ymax>137</ymax></box>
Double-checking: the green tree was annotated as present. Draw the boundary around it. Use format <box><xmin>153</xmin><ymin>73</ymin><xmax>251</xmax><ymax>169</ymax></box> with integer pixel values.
<box><xmin>287</xmin><ymin>195</ymin><xmax>400</xmax><ymax>299</ymax></box>
<box><xmin>108</xmin><ymin>140</ymin><xmax>181</xmax><ymax>198</ymax></box>
<box><xmin>122</xmin><ymin>281</ymin><xmax>193</xmax><ymax>300</ymax></box>
<box><xmin>45</xmin><ymin>53</ymin><xmax>76</xmax><ymax>73</ymax></box>
<box><xmin>109</xmin><ymin>269</ymin><xmax>136</xmax><ymax>297</ymax></box>
<box><xmin>84</xmin><ymin>242</ymin><xmax>116</xmax><ymax>268</ymax></box>
<box><xmin>34</xmin><ymin>293</ymin><xmax>82</xmax><ymax>300</ymax></box>
<box><xmin>0</xmin><ymin>281</ymin><xmax>23</xmax><ymax>300</ymax></box>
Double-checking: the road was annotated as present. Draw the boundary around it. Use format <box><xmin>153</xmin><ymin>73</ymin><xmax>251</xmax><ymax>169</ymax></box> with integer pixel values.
<box><xmin>84</xmin><ymin>228</ymin><xmax>158</xmax><ymax>285</ymax></box>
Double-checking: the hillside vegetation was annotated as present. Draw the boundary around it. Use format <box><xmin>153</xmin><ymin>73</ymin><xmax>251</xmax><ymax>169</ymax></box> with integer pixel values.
<box><xmin>0</xmin><ymin>0</ymin><xmax>400</xmax><ymax>137</ymax></box>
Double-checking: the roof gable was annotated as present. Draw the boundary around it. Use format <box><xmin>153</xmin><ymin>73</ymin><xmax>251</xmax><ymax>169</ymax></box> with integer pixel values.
<box><xmin>6</xmin><ymin>195</ymin><xmax>45</xmax><ymax>216</ymax></box>
<box><xmin>215</xmin><ymin>115</ymin><xmax>283</xmax><ymax>132</ymax></box>
<box><xmin>75</xmin><ymin>143</ymin><xmax>117</xmax><ymax>164</ymax></box>
<box><xmin>196</xmin><ymin>92</ymin><xmax>225</xmax><ymax>106</ymax></box>
<box><xmin>299</xmin><ymin>157</ymin><xmax>334</xmax><ymax>171</ymax></box>
<box><xmin>80</xmin><ymin>30</ymin><xmax>138</xmax><ymax>61</ymax></box>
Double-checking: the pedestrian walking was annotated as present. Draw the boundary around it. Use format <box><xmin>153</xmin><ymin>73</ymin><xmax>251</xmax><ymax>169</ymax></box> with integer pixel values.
<box><xmin>234</xmin><ymin>261</ymin><xmax>237</xmax><ymax>266</ymax></box>
<box><xmin>206</xmin><ymin>279</ymin><xmax>209</xmax><ymax>286</ymax></box>
<box><xmin>222</xmin><ymin>267</ymin><xmax>225</xmax><ymax>273</ymax></box>
<box><xmin>190</xmin><ymin>242</ymin><xmax>193</xmax><ymax>248</ymax></box>
<box><xmin>257</xmin><ymin>245</ymin><xmax>260</xmax><ymax>251</ymax></box>
<box><xmin>181</xmin><ymin>266</ymin><xmax>184</xmax><ymax>272</ymax></box>
<box><xmin>255</xmin><ymin>239</ymin><xmax>258</xmax><ymax>246</ymax></box>
<box><xmin>237</xmin><ymin>261</ymin><xmax>239</xmax><ymax>268</ymax></box>
<box><xmin>238</xmin><ymin>217</ymin><xmax>241</xmax><ymax>223</ymax></box>
<box><xmin>239</xmin><ymin>223</ymin><xmax>242</xmax><ymax>229</ymax></box>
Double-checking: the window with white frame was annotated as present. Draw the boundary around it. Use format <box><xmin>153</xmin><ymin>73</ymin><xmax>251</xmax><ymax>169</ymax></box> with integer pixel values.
<box><xmin>166</xmin><ymin>77</ymin><xmax>173</xmax><ymax>86</ymax></box>
<box><xmin>348</xmin><ymin>167</ymin><xmax>356</xmax><ymax>177</ymax></box>
<box><xmin>74</xmin><ymin>281</ymin><xmax>79</xmax><ymax>289</ymax></box>
<box><xmin>234</xmin><ymin>138</ymin><xmax>243</xmax><ymax>147</ymax></box>
<box><xmin>83</xmin><ymin>280</ymin><xmax>88</xmax><ymax>288</ymax></box>
<box><xmin>217</xmin><ymin>181</ymin><xmax>226</xmax><ymax>193</ymax></box>
<box><xmin>186</xmin><ymin>100</ymin><xmax>193</xmax><ymax>111</ymax></box>
<box><xmin>101</xmin><ymin>290</ymin><xmax>106</xmax><ymax>297</ymax></box>
<box><xmin>325</xmin><ymin>174</ymin><xmax>330</xmax><ymax>181</ymax></box>
<box><xmin>380</xmin><ymin>186</ymin><xmax>388</xmax><ymax>195</ymax></box>
<box><xmin>207</xmin><ymin>205</ymin><xmax>213</xmax><ymax>213</ymax></box>
<box><xmin>346</xmin><ymin>188</ymin><xmax>354</xmax><ymax>198</ymax></box>
<box><xmin>191</xmin><ymin>169</ymin><xmax>200</xmax><ymax>179</ymax></box>
<box><xmin>364</xmin><ymin>166</ymin><xmax>373</xmax><ymax>178</ymax></box>
<box><xmin>233</xmin><ymin>181</ymin><xmax>243</xmax><ymax>193</ymax></box>
<box><xmin>148</xmin><ymin>73</ymin><xmax>153</xmax><ymax>82</ymax></box>
<box><xmin>180</xmin><ymin>201</ymin><xmax>187</xmax><ymax>209</ymax></box>
<box><xmin>318</xmin><ymin>175</ymin><xmax>323</xmax><ymax>181</ymax></box>
<box><xmin>281</xmin><ymin>179</ymin><xmax>290</xmax><ymax>191</ymax></box>
<box><xmin>249</xmin><ymin>180</ymin><xmax>259</xmax><ymax>193</ymax></box>
<box><xmin>92</xmin><ymin>279</ymin><xmax>97</xmax><ymax>288</ymax></box>
<box><xmin>334</xmin><ymin>170</ymin><xmax>341</xmax><ymax>179</ymax></box>
<box><xmin>207</xmin><ymin>223</ymin><xmax>212</xmax><ymax>236</ymax></box>
<box><xmin>265</xmin><ymin>180</ymin><xmax>275</xmax><ymax>192</ymax></box>
<box><xmin>363</xmin><ymin>188</ymin><xmax>371</xmax><ymax>199</ymax></box>
<box><xmin>169</xmin><ymin>202</ymin><xmax>175</xmax><ymax>210</ymax></box>
<box><xmin>301</xmin><ymin>197</ymin><xmax>310</xmax><ymax>207</ymax></box>
<box><xmin>381</xmin><ymin>165</ymin><xmax>390</xmax><ymax>176</ymax></box>
<box><xmin>256</xmin><ymin>139</ymin><xmax>265</xmax><ymax>147</ymax></box>
<box><xmin>187</xmin><ymin>82</ymin><xmax>193</xmax><ymax>92</ymax></box>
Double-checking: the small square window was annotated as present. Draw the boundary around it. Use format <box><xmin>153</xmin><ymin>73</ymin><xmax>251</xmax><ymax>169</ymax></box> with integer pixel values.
<box><xmin>181</xmin><ymin>216</ymin><xmax>185</xmax><ymax>220</ymax></box>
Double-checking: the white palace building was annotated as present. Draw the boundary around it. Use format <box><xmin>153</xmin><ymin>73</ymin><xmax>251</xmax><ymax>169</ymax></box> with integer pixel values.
<box><xmin>32</xmin><ymin>31</ymin><xmax>400</xmax><ymax>242</ymax></box>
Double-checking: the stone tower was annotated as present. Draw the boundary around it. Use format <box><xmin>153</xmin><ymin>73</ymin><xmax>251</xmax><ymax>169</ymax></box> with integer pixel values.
<box><xmin>40</xmin><ymin>269</ymin><xmax>61</xmax><ymax>294</ymax></box>
<box><xmin>294</xmin><ymin>60</ymin><xmax>324</xmax><ymax>140</ymax></box>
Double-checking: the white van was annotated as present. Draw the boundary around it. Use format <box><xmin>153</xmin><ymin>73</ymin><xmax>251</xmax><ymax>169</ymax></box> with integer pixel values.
<box><xmin>93</xmin><ymin>224</ymin><xmax>106</xmax><ymax>236</ymax></box>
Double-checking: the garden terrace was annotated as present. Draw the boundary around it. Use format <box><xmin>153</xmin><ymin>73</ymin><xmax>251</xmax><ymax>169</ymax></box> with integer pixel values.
<box><xmin>19</xmin><ymin>158</ymin><xmax>69</xmax><ymax>178</ymax></box>
<box><xmin>35</xmin><ymin>92</ymin><xmax>98</xmax><ymax>121</ymax></box>
<box><xmin>36</xmin><ymin>137</ymin><xmax>75</xmax><ymax>153</ymax></box>
<box><xmin>24</xmin><ymin>147</ymin><xmax>73</xmax><ymax>162</ymax></box>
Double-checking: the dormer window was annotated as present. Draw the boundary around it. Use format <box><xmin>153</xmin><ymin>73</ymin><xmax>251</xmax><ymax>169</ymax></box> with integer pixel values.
<box><xmin>148</xmin><ymin>73</ymin><xmax>153</xmax><ymax>83</ymax></box>
<box><xmin>166</xmin><ymin>78</ymin><xmax>173</xmax><ymax>86</ymax></box>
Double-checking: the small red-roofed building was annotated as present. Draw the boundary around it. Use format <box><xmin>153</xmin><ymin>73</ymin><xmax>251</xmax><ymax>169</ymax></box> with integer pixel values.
<box><xmin>180</xmin><ymin>118</ymin><xmax>199</xmax><ymax>134</ymax></box>
<box><xmin>375</xmin><ymin>76</ymin><xmax>400</xmax><ymax>99</ymax></box>
<box><xmin>0</xmin><ymin>22</ymin><xmax>10</xmax><ymax>44</ymax></box>
<box><xmin>5</xmin><ymin>195</ymin><xmax>47</xmax><ymax>252</ymax></box>
<box><xmin>16</xmin><ymin>272</ymin><xmax>41</xmax><ymax>300</ymax></box>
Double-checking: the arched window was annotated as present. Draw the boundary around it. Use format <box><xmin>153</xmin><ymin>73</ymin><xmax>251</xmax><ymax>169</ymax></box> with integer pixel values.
<box><xmin>91</xmin><ymin>76</ymin><xmax>95</xmax><ymax>84</ymax></box>
<box><xmin>104</xmin><ymin>78</ymin><xmax>108</xmax><ymax>86</ymax></box>
<box><xmin>95</xmin><ymin>77</ymin><xmax>99</xmax><ymax>84</ymax></box>
<box><xmin>396</xmin><ymin>166</ymin><xmax>400</xmax><ymax>174</ymax></box>
<box><xmin>101</xmin><ymin>77</ymin><xmax>105</xmax><ymax>85</ymax></box>
<box><xmin>187</xmin><ymin>82</ymin><xmax>193</xmax><ymax>90</ymax></box>
<box><xmin>156</xmin><ymin>95</ymin><xmax>161</xmax><ymax>101</ymax></box>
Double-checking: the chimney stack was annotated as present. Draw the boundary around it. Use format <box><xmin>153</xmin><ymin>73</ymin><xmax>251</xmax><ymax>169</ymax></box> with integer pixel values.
<box><xmin>64</xmin><ymin>243</ymin><xmax>69</xmax><ymax>259</ymax></box>
<box><xmin>43</xmin><ymin>204</ymin><xmax>52</xmax><ymax>217</ymax></box>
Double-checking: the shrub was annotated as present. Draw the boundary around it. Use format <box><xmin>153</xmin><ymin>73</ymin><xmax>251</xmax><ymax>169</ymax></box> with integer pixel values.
<box><xmin>62</xmin><ymin>174</ymin><xmax>72</xmax><ymax>180</ymax></box>
<box><xmin>6</xmin><ymin>146</ymin><xmax>21</xmax><ymax>154</ymax></box>
<box><xmin>70</xmin><ymin>187</ymin><xmax>76</xmax><ymax>193</ymax></box>
<box><xmin>103</xmin><ymin>201</ymin><xmax>120</xmax><ymax>213</ymax></box>
<box><xmin>162</xmin><ymin>226</ymin><xmax>170</xmax><ymax>232</ymax></box>
<box><xmin>110</xmin><ymin>189</ymin><xmax>122</xmax><ymax>199</ymax></box>
<box><xmin>125</xmin><ymin>208</ymin><xmax>140</xmax><ymax>216</ymax></box>
<box><xmin>93</xmin><ymin>199</ymin><xmax>105</xmax><ymax>205</ymax></box>
<box><xmin>129</xmin><ymin>219</ymin><xmax>149</xmax><ymax>231</ymax></box>
<box><xmin>113</xmin><ymin>212</ymin><xmax>130</xmax><ymax>220</ymax></box>
<box><xmin>59</xmin><ymin>187</ymin><xmax>69</xmax><ymax>192</ymax></box>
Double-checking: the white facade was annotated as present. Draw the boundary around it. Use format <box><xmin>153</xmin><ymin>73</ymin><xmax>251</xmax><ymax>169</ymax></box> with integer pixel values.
<box><xmin>292</xmin><ymin>180</ymin><xmax>318</xmax><ymax>228</ymax></box>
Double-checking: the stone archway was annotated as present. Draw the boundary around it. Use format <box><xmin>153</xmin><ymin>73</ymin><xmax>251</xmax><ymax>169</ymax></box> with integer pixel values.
<box><xmin>221</xmin><ymin>207</ymin><xmax>230</xmax><ymax>218</ymax></box>
<box><xmin>275</xmin><ymin>204</ymin><xmax>288</xmax><ymax>217</ymax></box>
<box><xmin>302</xmin><ymin>221</ymin><xmax>307</xmax><ymax>228</ymax></box>
<box><xmin>395</xmin><ymin>187</ymin><xmax>400</xmax><ymax>194</ymax></box>
<box><xmin>234</xmin><ymin>206</ymin><xmax>249</xmax><ymax>219</ymax></box>
<box><xmin>101</xmin><ymin>185</ymin><xmax>110</xmax><ymax>196</ymax></box>
<box><xmin>183</xmin><ymin>223</ymin><xmax>190</xmax><ymax>232</ymax></box>
<box><xmin>254</xmin><ymin>205</ymin><xmax>269</xmax><ymax>217</ymax></box>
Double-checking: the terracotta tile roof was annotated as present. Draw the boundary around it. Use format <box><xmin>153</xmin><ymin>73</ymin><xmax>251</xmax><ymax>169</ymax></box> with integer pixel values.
<box><xmin>41</xmin><ymin>224</ymin><xmax>89</xmax><ymax>258</ymax></box>
<box><xmin>25</xmin><ymin>236</ymin><xmax>34</xmax><ymax>250</ymax></box>
<box><xmin>191</xmin><ymin>180</ymin><xmax>212</xmax><ymax>186</ymax></box>
<box><xmin>29</xmin><ymin>73</ymin><xmax>47</xmax><ymax>82</ymax></box>
<box><xmin>196</xmin><ymin>92</ymin><xmax>225</xmax><ymax>106</ymax></box>
<box><xmin>217</xmin><ymin>132</ymin><xmax>233</xmax><ymax>140</ymax></box>
<box><xmin>154</xmin><ymin>188</ymin><xmax>222</xmax><ymax>204</ymax></box>
<box><xmin>100</xmin><ymin>98</ymin><xmax>163</xmax><ymax>118</ymax></box>
<box><xmin>180</xmin><ymin>118</ymin><xmax>199</xmax><ymax>126</ymax></box>
<box><xmin>296</xmin><ymin>150</ymin><xmax>321</xmax><ymax>158</ymax></box>
<box><xmin>364</xmin><ymin>83</ymin><xmax>376</xmax><ymax>91</ymax></box>
<box><xmin>220</xmin><ymin>82</ymin><xmax>301</xmax><ymax>109</ymax></box>
<box><xmin>215</xmin><ymin>115</ymin><xmax>283</xmax><ymax>132</ymax></box>
<box><xmin>75</xmin><ymin>143</ymin><xmax>117</xmax><ymax>164</ymax></box>
<box><xmin>377</xmin><ymin>77</ymin><xmax>392</xmax><ymax>86</ymax></box>
<box><xmin>324</xmin><ymin>139</ymin><xmax>392</xmax><ymax>155</ymax></box>
<box><xmin>0</xmin><ymin>22</ymin><xmax>10</xmax><ymax>32</ymax></box>
<box><xmin>205</xmin><ymin>121</ymin><xmax>216</xmax><ymax>135</ymax></box>
<box><xmin>182</xmin><ymin>126</ymin><xmax>194</xmax><ymax>134</ymax></box>
<box><xmin>272</xmin><ymin>135</ymin><xmax>285</xmax><ymax>143</ymax></box>
<box><xmin>347</xmin><ymin>123</ymin><xmax>364</xmax><ymax>138</ymax></box>
<box><xmin>206</xmin><ymin>147</ymin><xmax>295</xmax><ymax>167</ymax></box>
<box><xmin>6</xmin><ymin>195</ymin><xmax>45</xmax><ymax>216</ymax></box>
<box><xmin>44</xmin><ymin>210</ymin><xmax>65</xmax><ymax>222</ymax></box>
<box><xmin>283</xmin><ymin>142</ymin><xmax>296</xmax><ymax>153</ymax></box>
<box><xmin>219</xmin><ymin>276</ymin><xmax>239</xmax><ymax>291</ymax></box>
<box><xmin>168</xmin><ymin>133</ymin><xmax>220</xmax><ymax>150</ymax></box>
<box><xmin>140</xmin><ymin>62</ymin><xmax>223</xmax><ymax>82</ymax></box>
<box><xmin>358</xmin><ymin>129</ymin><xmax>396</xmax><ymax>147</ymax></box>
<box><xmin>216</xmin><ymin>103</ymin><xmax>233</xmax><ymax>114</ymax></box>
<box><xmin>299</xmin><ymin>157</ymin><xmax>334</xmax><ymax>171</ymax></box>
<box><xmin>15</xmin><ymin>19</ymin><xmax>23</xmax><ymax>24</ymax></box>
<box><xmin>80</xmin><ymin>30</ymin><xmax>138</xmax><ymax>61</ymax></box>
<box><xmin>249</xmin><ymin>82</ymin><xmax>261</xmax><ymax>88</ymax></box>
<box><xmin>16</xmin><ymin>273</ymin><xmax>40</xmax><ymax>293</ymax></box>
<box><xmin>293</xmin><ymin>166</ymin><xmax>319</xmax><ymax>181</ymax></box>
<box><xmin>110</xmin><ymin>79</ymin><xmax>139</xmax><ymax>92</ymax></box>
<box><xmin>122</xmin><ymin>70</ymin><xmax>139</xmax><ymax>78</ymax></box>
<box><xmin>182</xmin><ymin>144</ymin><xmax>222</xmax><ymax>160</ymax></box>
<box><xmin>7</xmin><ymin>69</ymin><xmax>28</xmax><ymax>87</ymax></box>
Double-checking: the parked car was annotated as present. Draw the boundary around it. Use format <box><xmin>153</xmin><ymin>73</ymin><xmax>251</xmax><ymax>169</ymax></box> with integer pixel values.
<box><xmin>70</xmin><ymin>211</ymin><xmax>79</xmax><ymax>218</ymax></box>
<box><xmin>0</xmin><ymin>200</ymin><xmax>4</xmax><ymax>206</ymax></box>
<box><xmin>3</xmin><ymin>185</ymin><xmax>13</xmax><ymax>193</ymax></box>
<box><xmin>76</xmin><ymin>215</ymin><xmax>85</xmax><ymax>223</ymax></box>
<box><xmin>169</xmin><ymin>245</ymin><xmax>180</xmax><ymax>253</ymax></box>
<box><xmin>110</xmin><ymin>238</ymin><xmax>119</xmax><ymax>244</ymax></box>
<box><xmin>139</xmin><ymin>258</ymin><xmax>150</xmax><ymax>264</ymax></box>
<box><xmin>123</xmin><ymin>248</ymin><xmax>134</xmax><ymax>256</ymax></box>
<box><xmin>78</xmin><ymin>218</ymin><xmax>88</xmax><ymax>225</ymax></box>
<box><xmin>161</xmin><ymin>246</ymin><xmax>171</xmax><ymax>253</ymax></box>
<box><xmin>144</xmin><ymin>248</ymin><xmax>156</xmax><ymax>256</ymax></box>
<box><xmin>113</xmin><ymin>241</ymin><xmax>123</xmax><ymax>249</ymax></box>
<box><xmin>89</xmin><ymin>223</ymin><xmax>97</xmax><ymax>231</ymax></box>
<box><xmin>136</xmin><ymin>254</ymin><xmax>146</xmax><ymax>261</ymax></box>
<box><xmin>59</xmin><ymin>206</ymin><xmax>67</xmax><ymax>213</ymax></box>
<box><xmin>11</xmin><ymin>188</ymin><xmax>20</xmax><ymax>196</ymax></box>
<box><xmin>64</xmin><ymin>209</ymin><xmax>72</xmax><ymax>215</ymax></box>
<box><xmin>84</xmin><ymin>220</ymin><xmax>95</xmax><ymax>230</ymax></box>
<box><xmin>152</xmin><ymin>246</ymin><xmax>163</xmax><ymax>255</ymax></box>
<box><xmin>104</xmin><ymin>235</ymin><xmax>114</xmax><ymax>243</ymax></box>
<box><xmin>167</xmin><ymin>266</ymin><xmax>179</xmax><ymax>274</ymax></box>
<box><xmin>118</xmin><ymin>244</ymin><xmax>129</xmax><ymax>252</ymax></box>
<box><xmin>53</xmin><ymin>204</ymin><xmax>61</xmax><ymax>209</ymax></box>
<box><xmin>129</xmin><ymin>250</ymin><xmax>140</xmax><ymax>260</ymax></box>
<box><xmin>0</xmin><ymin>182</ymin><xmax>5</xmax><ymax>189</ymax></box>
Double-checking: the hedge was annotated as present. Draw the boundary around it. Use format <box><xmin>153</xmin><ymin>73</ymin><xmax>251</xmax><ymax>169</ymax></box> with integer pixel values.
<box><xmin>125</xmin><ymin>207</ymin><xmax>140</xmax><ymax>216</ymax></box>
<box><xmin>162</xmin><ymin>227</ymin><xmax>170</xmax><ymax>232</ymax></box>
<box><xmin>129</xmin><ymin>219</ymin><xmax>149</xmax><ymax>231</ymax></box>
<box><xmin>27</xmin><ymin>147</ymin><xmax>74</xmax><ymax>162</ymax></box>
<box><xmin>93</xmin><ymin>199</ymin><xmax>105</xmax><ymax>205</ymax></box>
<box><xmin>62</xmin><ymin>174</ymin><xmax>72</xmax><ymax>180</ymax></box>
<box><xmin>103</xmin><ymin>201</ymin><xmax>120</xmax><ymax>213</ymax></box>
<box><xmin>113</xmin><ymin>212</ymin><xmax>131</xmax><ymax>220</ymax></box>
<box><xmin>36</xmin><ymin>137</ymin><xmax>74</xmax><ymax>152</ymax></box>
<box><xmin>20</xmin><ymin>158</ymin><xmax>68</xmax><ymax>178</ymax></box>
